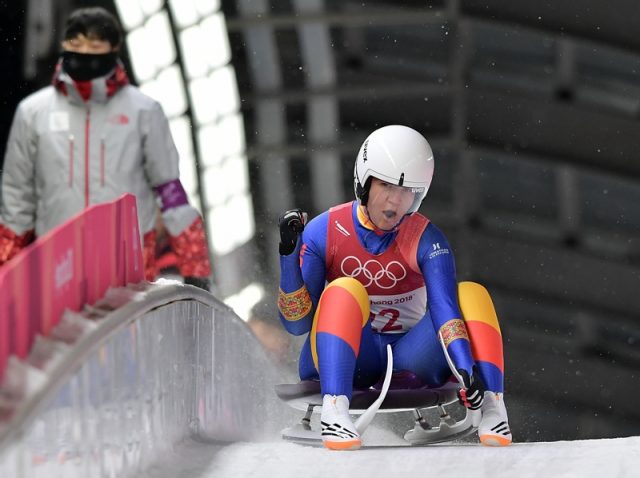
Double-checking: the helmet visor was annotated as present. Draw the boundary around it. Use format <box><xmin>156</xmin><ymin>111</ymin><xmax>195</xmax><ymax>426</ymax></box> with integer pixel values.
<box><xmin>379</xmin><ymin>184</ymin><xmax>425</xmax><ymax>204</ymax></box>
<box><xmin>367</xmin><ymin>181</ymin><xmax>427</xmax><ymax>228</ymax></box>
<box><xmin>407</xmin><ymin>186</ymin><xmax>427</xmax><ymax>213</ymax></box>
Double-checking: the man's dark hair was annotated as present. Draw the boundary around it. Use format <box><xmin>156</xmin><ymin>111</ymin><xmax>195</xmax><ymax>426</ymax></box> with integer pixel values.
<box><xmin>64</xmin><ymin>7</ymin><xmax>123</xmax><ymax>48</ymax></box>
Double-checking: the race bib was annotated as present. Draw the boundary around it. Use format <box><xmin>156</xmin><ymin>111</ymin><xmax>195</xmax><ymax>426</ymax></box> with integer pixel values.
<box><xmin>369</xmin><ymin>286</ymin><xmax>426</xmax><ymax>333</ymax></box>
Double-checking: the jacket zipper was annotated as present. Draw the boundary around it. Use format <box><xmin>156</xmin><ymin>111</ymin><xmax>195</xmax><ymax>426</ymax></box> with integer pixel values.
<box><xmin>100</xmin><ymin>137</ymin><xmax>105</xmax><ymax>187</ymax></box>
<box><xmin>84</xmin><ymin>108</ymin><xmax>91</xmax><ymax>208</ymax></box>
<box><xmin>68</xmin><ymin>134</ymin><xmax>74</xmax><ymax>187</ymax></box>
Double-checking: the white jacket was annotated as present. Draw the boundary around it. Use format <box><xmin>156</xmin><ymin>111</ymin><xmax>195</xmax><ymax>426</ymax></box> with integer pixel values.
<box><xmin>1</xmin><ymin>64</ymin><xmax>198</xmax><ymax>239</ymax></box>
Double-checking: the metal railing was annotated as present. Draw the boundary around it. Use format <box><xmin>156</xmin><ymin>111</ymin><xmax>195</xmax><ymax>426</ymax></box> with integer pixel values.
<box><xmin>0</xmin><ymin>281</ymin><xmax>295</xmax><ymax>477</ymax></box>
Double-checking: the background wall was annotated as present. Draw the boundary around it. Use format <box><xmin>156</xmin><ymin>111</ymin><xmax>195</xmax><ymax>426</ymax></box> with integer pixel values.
<box><xmin>1</xmin><ymin>0</ymin><xmax>639</xmax><ymax>442</ymax></box>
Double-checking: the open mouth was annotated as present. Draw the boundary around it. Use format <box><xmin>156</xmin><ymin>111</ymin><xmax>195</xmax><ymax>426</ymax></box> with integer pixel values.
<box><xmin>382</xmin><ymin>210</ymin><xmax>396</xmax><ymax>219</ymax></box>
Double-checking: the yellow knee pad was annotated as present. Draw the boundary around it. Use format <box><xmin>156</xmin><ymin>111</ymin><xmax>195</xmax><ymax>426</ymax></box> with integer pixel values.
<box><xmin>458</xmin><ymin>281</ymin><xmax>501</xmax><ymax>334</ymax></box>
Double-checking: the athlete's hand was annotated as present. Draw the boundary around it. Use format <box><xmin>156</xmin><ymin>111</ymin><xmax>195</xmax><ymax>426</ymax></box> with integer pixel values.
<box><xmin>457</xmin><ymin>367</ymin><xmax>486</xmax><ymax>410</ymax></box>
<box><xmin>278</xmin><ymin>209</ymin><xmax>307</xmax><ymax>255</ymax></box>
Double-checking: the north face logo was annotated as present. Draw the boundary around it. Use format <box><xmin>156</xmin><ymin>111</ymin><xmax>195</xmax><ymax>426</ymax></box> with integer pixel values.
<box><xmin>108</xmin><ymin>114</ymin><xmax>129</xmax><ymax>125</ymax></box>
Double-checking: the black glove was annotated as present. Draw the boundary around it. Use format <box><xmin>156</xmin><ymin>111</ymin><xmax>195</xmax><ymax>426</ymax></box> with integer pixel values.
<box><xmin>184</xmin><ymin>276</ymin><xmax>211</xmax><ymax>292</ymax></box>
<box><xmin>457</xmin><ymin>367</ymin><xmax>486</xmax><ymax>410</ymax></box>
<box><xmin>278</xmin><ymin>209</ymin><xmax>307</xmax><ymax>256</ymax></box>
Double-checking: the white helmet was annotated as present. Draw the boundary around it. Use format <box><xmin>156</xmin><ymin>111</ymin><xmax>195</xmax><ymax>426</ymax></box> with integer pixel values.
<box><xmin>354</xmin><ymin>125</ymin><xmax>434</xmax><ymax>214</ymax></box>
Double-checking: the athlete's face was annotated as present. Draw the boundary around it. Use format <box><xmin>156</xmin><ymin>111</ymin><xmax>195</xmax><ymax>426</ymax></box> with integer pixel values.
<box><xmin>365</xmin><ymin>177</ymin><xmax>416</xmax><ymax>230</ymax></box>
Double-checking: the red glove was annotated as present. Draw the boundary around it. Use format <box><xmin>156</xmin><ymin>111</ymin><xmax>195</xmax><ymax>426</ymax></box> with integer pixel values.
<box><xmin>0</xmin><ymin>224</ymin><xmax>34</xmax><ymax>266</ymax></box>
<box><xmin>169</xmin><ymin>217</ymin><xmax>211</xmax><ymax>279</ymax></box>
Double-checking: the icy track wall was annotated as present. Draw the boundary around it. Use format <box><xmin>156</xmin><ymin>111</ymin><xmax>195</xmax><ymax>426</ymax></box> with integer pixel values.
<box><xmin>0</xmin><ymin>282</ymin><xmax>296</xmax><ymax>477</ymax></box>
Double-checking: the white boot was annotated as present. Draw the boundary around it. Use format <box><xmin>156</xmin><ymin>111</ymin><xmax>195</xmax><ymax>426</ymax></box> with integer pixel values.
<box><xmin>320</xmin><ymin>394</ymin><xmax>361</xmax><ymax>450</ymax></box>
<box><xmin>478</xmin><ymin>391</ymin><xmax>512</xmax><ymax>446</ymax></box>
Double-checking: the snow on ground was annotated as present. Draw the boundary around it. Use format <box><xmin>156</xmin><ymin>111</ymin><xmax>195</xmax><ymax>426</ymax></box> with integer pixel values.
<box><xmin>141</xmin><ymin>434</ymin><xmax>640</xmax><ymax>478</ymax></box>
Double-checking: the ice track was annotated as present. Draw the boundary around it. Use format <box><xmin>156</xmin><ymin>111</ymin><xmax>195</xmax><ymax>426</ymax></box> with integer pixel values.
<box><xmin>141</xmin><ymin>435</ymin><xmax>640</xmax><ymax>478</ymax></box>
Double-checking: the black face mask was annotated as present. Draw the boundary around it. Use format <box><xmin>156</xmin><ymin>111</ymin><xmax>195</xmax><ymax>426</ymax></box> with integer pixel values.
<box><xmin>61</xmin><ymin>51</ymin><xmax>118</xmax><ymax>81</ymax></box>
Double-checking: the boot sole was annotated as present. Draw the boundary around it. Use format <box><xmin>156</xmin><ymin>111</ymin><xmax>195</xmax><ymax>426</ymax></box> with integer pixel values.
<box><xmin>480</xmin><ymin>434</ymin><xmax>512</xmax><ymax>447</ymax></box>
<box><xmin>322</xmin><ymin>439</ymin><xmax>362</xmax><ymax>450</ymax></box>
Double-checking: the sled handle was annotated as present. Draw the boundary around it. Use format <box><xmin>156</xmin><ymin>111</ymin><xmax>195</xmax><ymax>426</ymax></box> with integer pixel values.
<box><xmin>355</xmin><ymin>344</ymin><xmax>393</xmax><ymax>434</ymax></box>
<box><xmin>438</xmin><ymin>331</ymin><xmax>481</xmax><ymax>427</ymax></box>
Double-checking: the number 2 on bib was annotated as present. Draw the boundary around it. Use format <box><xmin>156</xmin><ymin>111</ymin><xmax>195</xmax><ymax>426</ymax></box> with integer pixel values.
<box><xmin>373</xmin><ymin>308</ymin><xmax>403</xmax><ymax>332</ymax></box>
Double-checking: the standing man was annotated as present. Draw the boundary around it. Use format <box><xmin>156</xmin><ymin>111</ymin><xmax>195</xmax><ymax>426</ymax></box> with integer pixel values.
<box><xmin>0</xmin><ymin>7</ymin><xmax>211</xmax><ymax>289</ymax></box>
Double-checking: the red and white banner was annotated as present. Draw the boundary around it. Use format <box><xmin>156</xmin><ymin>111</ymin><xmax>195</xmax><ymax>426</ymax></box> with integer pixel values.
<box><xmin>0</xmin><ymin>194</ymin><xmax>144</xmax><ymax>379</ymax></box>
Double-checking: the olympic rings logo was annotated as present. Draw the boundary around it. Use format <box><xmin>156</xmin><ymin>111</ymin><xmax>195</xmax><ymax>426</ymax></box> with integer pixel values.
<box><xmin>340</xmin><ymin>256</ymin><xmax>407</xmax><ymax>289</ymax></box>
